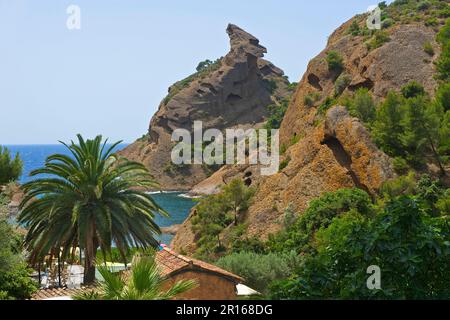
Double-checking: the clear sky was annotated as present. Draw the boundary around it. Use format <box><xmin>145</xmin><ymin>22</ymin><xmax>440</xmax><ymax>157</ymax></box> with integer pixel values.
<box><xmin>0</xmin><ymin>0</ymin><xmax>392</xmax><ymax>144</ymax></box>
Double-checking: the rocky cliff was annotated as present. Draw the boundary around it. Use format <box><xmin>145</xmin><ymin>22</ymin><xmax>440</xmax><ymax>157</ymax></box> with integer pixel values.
<box><xmin>172</xmin><ymin>9</ymin><xmax>444</xmax><ymax>253</ymax></box>
<box><xmin>120</xmin><ymin>24</ymin><xmax>293</xmax><ymax>190</ymax></box>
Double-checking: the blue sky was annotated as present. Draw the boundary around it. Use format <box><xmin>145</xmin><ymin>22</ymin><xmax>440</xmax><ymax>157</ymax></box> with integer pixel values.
<box><xmin>0</xmin><ymin>0</ymin><xmax>391</xmax><ymax>144</ymax></box>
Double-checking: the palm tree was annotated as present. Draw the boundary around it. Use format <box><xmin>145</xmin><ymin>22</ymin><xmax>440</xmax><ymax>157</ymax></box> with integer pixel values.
<box><xmin>74</xmin><ymin>253</ymin><xmax>197</xmax><ymax>300</ymax></box>
<box><xmin>18</xmin><ymin>135</ymin><xmax>167</xmax><ymax>283</ymax></box>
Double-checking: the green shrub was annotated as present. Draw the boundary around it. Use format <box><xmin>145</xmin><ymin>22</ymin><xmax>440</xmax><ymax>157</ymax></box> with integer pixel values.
<box><xmin>401</xmin><ymin>81</ymin><xmax>425</xmax><ymax>98</ymax></box>
<box><xmin>326</xmin><ymin>51</ymin><xmax>344</xmax><ymax>73</ymax></box>
<box><xmin>191</xmin><ymin>179</ymin><xmax>255</xmax><ymax>260</ymax></box>
<box><xmin>382</xmin><ymin>18</ymin><xmax>394</xmax><ymax>29</ymax></box>
<box><xmin>303</xmin><ymin>92</ymin><xmax>320</xmax><ymax>107</ymax></box>
<box><xmin>270</xmin><ymin>197</ymin><xmax>450</xmax><ymax>299</ymax></box>
<box><xmin>417</xmin><ymin>1</ymin><xmax>431</xmax><ymax>11</ymax></box>
<box><xmin>334</xmin><ymin>73</ymin><xmax>351</xmax><ymax>97</ymax></box>
<box><xmin>216</xmin><ymin>251</ymin><xmax>302</xmax><ymax>294</ymax></box>
<box><xmin>367</xmin><ymin>31</ymin><xmax>390</xmax><ymax>50</ymax></box>
<box><xmin>425</xmin><ymin>17</ymin><xmax>439</xmax><ymax>27</ymax></box>
<box><xmin>0</xmin><ymin>146</ymin><xmax>22</xmax><ymax>184</ymax></box>
<box><xmin>348</xmin><ymin>20</ymin><xmax>361</xmax><ymax>36</ymax></box>
<box><xmin>436</xmin><ymin>18</ymin><xmax>450</xmax><ymax>82</ymax></box>
<box><xmin>264</xmin><ymin>98</ymin><xmax>290</xmax><ymax>130</ymax></box>
<box><xmin>436</xmin><ymin>83</ymin><xmax>450</xmax><ymax>112</ymax></box>
<box><xmin>317</xmin><ymin>96</ymin><xmax>337</xmax><ymax>115</ymax></box>
<box><xmin>348</xmin><ymin>88</ymin><xmax>376</xmax><ymax>123</ymax></box>
<box><xmin>267</xmin><ymin>188</ymin><xmax>373</xmax><ymax>254</ymax></box>
<box><xmin>279</xmin><ymin>156</ymin><xmax>291</xmax><ymax>171</ymax></box>
<box><xmin>423</xmin><ymin>41</ymin><xmax>435</xmax><ymax>56</ymax></box>
<box><xmin>392</xmin><ymin>157</ymin><xmax>409</xmax><ymax>174</ymax></box>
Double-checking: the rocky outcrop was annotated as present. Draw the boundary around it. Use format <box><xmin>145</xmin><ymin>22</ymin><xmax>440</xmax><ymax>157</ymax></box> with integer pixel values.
<box><xmin>171</xmin><ymin>106</ymin><xmax>396</xmax><ymax>252</ymax></box>
<box><xmin>120</xmin><ymin>24</ymin><xmax>293</xmax><ymax>190</ymax></box>
<box><xmin>281</xmin><ymin>22</ymin><xmax>439</xmax><ymax>146</ymax></box>
<box><xmin>172</xmin><ymin>17</ymin><xmax>441</xmax><ymax>254</ymax></box>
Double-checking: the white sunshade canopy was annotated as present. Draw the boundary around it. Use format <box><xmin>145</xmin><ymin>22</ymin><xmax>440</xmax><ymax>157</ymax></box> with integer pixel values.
<box><xmin>236</xmin><ymin>284</ymin><xmax>260</xmax><ymax>296</ymax></box>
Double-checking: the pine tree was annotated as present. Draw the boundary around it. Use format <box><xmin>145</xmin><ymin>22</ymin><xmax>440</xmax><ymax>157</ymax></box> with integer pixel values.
<box><xmin>372</xmin><ymin>91</ymin><xmax>404</xmax><ymax>157</ymax></box>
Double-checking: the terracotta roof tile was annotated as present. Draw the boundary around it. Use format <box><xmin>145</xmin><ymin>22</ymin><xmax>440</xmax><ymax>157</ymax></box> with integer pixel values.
<box><xmin>155</xmin><ymin>248</ymin><xmax>244</xmax><ymax>283</ymax></box>
<box><xmin>31</xmin><ymin>286</ymin><xmax>95</xmax><ymax>300</ymax></box>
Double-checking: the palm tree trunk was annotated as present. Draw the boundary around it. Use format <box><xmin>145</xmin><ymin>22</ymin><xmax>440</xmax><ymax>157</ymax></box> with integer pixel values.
<box><xmin>84</xmin><ymin>263</ymin><xmax>96</xmax><ymax>284</ymax></box>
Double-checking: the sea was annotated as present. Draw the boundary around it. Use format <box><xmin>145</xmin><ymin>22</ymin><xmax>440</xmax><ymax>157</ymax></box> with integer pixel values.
<box><xmin>4</xmin><ymin>144</ymin><xmax>196</xmax><ymax>244</ymax></box>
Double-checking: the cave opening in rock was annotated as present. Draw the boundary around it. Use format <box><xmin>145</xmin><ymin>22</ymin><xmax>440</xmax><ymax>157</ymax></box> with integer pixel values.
<box><xmin>321</xmin><ymin>136</ymin><xmax>371</xmax><ymax>194</ymax></box>
<box><xmin>307</xmin><ymin>73</ymin><xmax>323</xmax><ymax>91</ymax></box>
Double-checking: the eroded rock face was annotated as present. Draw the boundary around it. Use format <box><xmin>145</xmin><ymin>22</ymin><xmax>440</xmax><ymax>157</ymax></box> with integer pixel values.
<box><xmin>280</xmin><ymin>23</ymin><xmax>439</xmax><ymax>147</ymax></box>
<box><xmin>172</xmin><ymin>106</ymin><xmax>396</xmax><ymax>252</ymax></box>
<box><xmin>172</xmin><ymin>20</ymin><xmax>440</xmax><ymax>253</ymax></box>
<box><xmin>119</xmin><ymin>24</ymin><xmax>292</xmax><ymax>190</ymax></box>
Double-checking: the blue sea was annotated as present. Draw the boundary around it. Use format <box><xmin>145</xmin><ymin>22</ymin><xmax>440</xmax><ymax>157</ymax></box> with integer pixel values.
<box><xmin>5</xmin><ymin>144</ymin><xmax>195</xmax><ymax>244</ymax></box>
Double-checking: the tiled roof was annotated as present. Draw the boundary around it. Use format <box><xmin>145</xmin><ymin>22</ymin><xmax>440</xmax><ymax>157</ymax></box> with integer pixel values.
<box><xmin>155</xmin><ymin>247</ymin><xmax>244</xmax><ymax>283</ymax></box>
<box><xmin>31</xmin><ymin>286</ymin><xmax>94</xmax><ymax>300</ymax></box>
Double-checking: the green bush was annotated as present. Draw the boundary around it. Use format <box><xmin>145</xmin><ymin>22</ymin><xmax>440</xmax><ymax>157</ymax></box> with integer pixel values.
<box><xmin>417</xmin><ymin>1</ymin><xmax>431</xmax><ymax>11</ymax></box>
<box><xmin>392</xmin><ymin>157</ymin><xmax>409</xmax><ymax>174</ymax></box>
<box><xmin>264</xmin><ymin>98</ymin><xmax>290</xmax><ymax>130</ymax></box>
<box><xmin>303</xmin><ymin>92</ymin><xmax>320</xmax><ymax>107</ymax></box>
<box><xmin>436</xmin><ymin>83</ymin><xmax>450</xmax><ymax>112</ymax></box>
<box><xmin>191</xmin><ymin>179</ymin><xmax>255</xmax><ymax>260</ymax></box>
<box><xmin>267</xmin><ymin>188</ymin><xmax>373</xmax><ymax>254</ymax></box>
<box><xmin>367</xmin><ymin>31</ymin><xmax>390</xmax><ymax>50</ymax></box>
<box><xmin>279</xmin><ymin>156</ymin><xmax>291</xmax><ymax>171</ymax></box>
<box><xmin>348</xmin><ymin>88</ymin><xmax>376</xmax><ymax>124</ymax></box>
<box><xmin>216</xmin><ymin>251</ymin><xmax>302</xmax><ymax>294</ymax></box>
<box><xmin>436</xmin><ymin>18</ymin><xmax>450</xmax><ymax>82</ymax></box>
<box><xmin>334</xmin><ymin>73</ymin><xmax>351</xmax><ymax>97</ymax></box>
<box><xmin>423</xmin><ymin>41</ymin><xmax>435</xmax><ymax>56</ymax></box>
<box><xmin>401</xmin><ymin>81</ymin><xmax>426</xmax><ymax>98</ymax></box>
<box><xmin>270</xmin><ymin>196</ymin><xmax>450</xmax><ymax>300</ymax></box>
<box><xmin>326</xmin><ymin>51</ymin><xmax>344</xmax><ymax>73</ymax></box>
<box><xmin>0</xmin><ymin>146</ymin><xmax>23</xmax><ymax>184</ymax></box>
<box><xmin>0</xmin><ymin>218</ymin><xmax>37</xmax><ymax>299</ymax></box>
<box><xmin>348</xmin><ymin>20</ymin><xmax>361</xmax><ymax>36</ymax></box>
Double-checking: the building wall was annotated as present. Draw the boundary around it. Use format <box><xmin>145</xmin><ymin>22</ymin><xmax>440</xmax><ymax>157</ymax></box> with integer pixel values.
<box><xmin>165</xmin><ymin>270</ymin><xmax>238</xmax><ymax>300</ymax></box>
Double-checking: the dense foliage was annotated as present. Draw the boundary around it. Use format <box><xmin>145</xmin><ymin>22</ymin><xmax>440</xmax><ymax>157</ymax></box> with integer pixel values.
<box><xmin>191</xmin><ymin>179</ymin><xmax>255</xmax><ymax>260</ymax></box>
<box><xmin>0</xmin><ymin>146</ymin><xmax>23</xmax><ymax>184</ymax></box>
<box><xmin>270</xmin><ymin>193</ymin><xmax>449</xmax><ymax>299</ymax></box>
<box><xmin>266</xmin><ymin>188</ymin><xmax>373</xmax><ymax>254</ymax></box>
<box><xmin>0</xmin><ymin>218</ymin><xmax>37</xmax><ymax>300</ymax></box>
<box><xmin>216</xmin><ymin>251</ymin><xmax>301</xmax><ymax>294</ymax></box>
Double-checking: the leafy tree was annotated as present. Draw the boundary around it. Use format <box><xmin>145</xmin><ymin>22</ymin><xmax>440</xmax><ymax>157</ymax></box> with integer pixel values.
<box><xmin>216</xmin><ymin>251</ymin><xmax>301</xmax><ymax>294</ymax></box>
<box><xmin>267</xmin><ymin>188</ymin><xmax>373</xmax><ymax>254</ymax></box>
<box><xmin>326</xmin><ymin>51</ymin><xmax>344</xmax><ymax>73</ymax></box>
<box><xmin>436</xmin><ymin>18</ymin><xmax>450</xmax><ymax>82</ymax></box>
<box><xmin>348</xmin><ymin>88</ymin><xmax>376</xmax><ymax>124</ymax></box>
<box><xmin>18</xmin><ymin>135</ymin><xmax>166</xmax><ymax>284</ymax></box>
<box><xmin>270</xmin><ymin>197</ymin><xmax>450</xmax><ymax>300</ymax></box>
<box><xmin>0</xmin><ymin>146</ymin><xmax>23</xmax><ymax>184</ymax></box>
<box><xmin>438</xmin><ymin>110</ymin><xmax>450</xmax><ymax>163</ymax></box>
<box><xmin>400</xmin><ymin>95</ymin><xmax>445</xmax><ymax>174</ymax></box>
<box><xmin>372</xmin><ymin>91</ymin><xmax>405</xmax><ymax>157</ymax></box>
<box><xmin>435</xmin><ymin>82</ymin><xmax>450</xmax><ymax>112</ymax></box>
<box><xmin>264</xmin><ymin>98</ymin><xmax>290</xmax><ymax>130</ymax></box>
<box><xmin>74</xmin><ymin>253</ymin><xmax>197</xmax><ymax>300</ymax></box>
<box><xmin>196</xmin><ymin>59</ymin><xmax>213</xmax><ymax>72</ymax></box>
<box><xmin>401</xmin><ymin>81</ymin><xmax>425</xmax><ymax>99</ymax></box>
<box><xmin>222</xmin><ymin>179</ymin><xmax>255</xmax><ymax>226</ymax></box>
<box><xmin>0</xmin><ymin>218</ymin><xmax>37</xmax><ymax>299</ymax></box>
